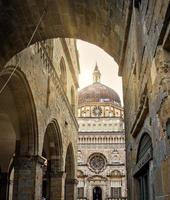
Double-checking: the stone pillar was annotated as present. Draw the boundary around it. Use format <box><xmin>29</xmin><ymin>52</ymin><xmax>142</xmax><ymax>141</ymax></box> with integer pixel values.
<box><xmin>0</xmin><ymin>172</ymin><xmax>8</xmax><ymax>200</ymax></box>
<box><xmin>84</xmin><ymin>178</ymin><xmax>87</xmax><ymax>198</ymax></box>
<box><xmin>12</xmin><ymin>155</ymin><xmax>46</xmax><ymax>200</ymax></box>
<box><xmin>65</xmin><ymin>178</ymin><xmax>78</xmax><ymax>200</ymax></box>
<box><xmin>49</xmin><ymin>171</ymin><xmax>66</xmax><ymax>200</ymax></box>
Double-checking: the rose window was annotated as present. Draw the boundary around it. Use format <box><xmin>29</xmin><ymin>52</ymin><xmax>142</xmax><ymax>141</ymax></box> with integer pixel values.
<box><xmin>88</xmin><ymin>153</ymin><xmax>106</xmax><ymax>173</ymax></box>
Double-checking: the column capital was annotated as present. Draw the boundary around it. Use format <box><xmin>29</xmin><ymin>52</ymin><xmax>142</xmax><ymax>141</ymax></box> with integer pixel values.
<box><xmin>65</xmin><ymin>178</ymin><xmax>78</xmax><ymax>185</ymax></box>
<box><xmin>13</xmin><ymin>155</ymin><xmax>47</xmax><ymax>168</ymax></box>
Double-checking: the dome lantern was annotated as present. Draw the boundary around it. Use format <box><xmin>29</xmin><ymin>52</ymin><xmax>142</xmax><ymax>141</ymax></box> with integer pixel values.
<box><xmin>93</xmin><ymin>63</ymin><xmax>101</xmax><ymax>83</ymax></box>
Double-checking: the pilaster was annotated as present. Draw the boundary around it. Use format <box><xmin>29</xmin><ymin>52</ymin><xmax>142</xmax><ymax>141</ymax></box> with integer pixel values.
<box><xmin>65</xmin><ymin>178</ymin><xmax>78</xmax><ymax>200</ymax></box>
<box><xmin>50</xmin><ymin>171</ymin><xmax>66</xmax><ymax>200</ymax></box>
<box><xmin>12</xmin><ymin>155</ymin><xmax>46</xmax><ymax>200</ymax></box>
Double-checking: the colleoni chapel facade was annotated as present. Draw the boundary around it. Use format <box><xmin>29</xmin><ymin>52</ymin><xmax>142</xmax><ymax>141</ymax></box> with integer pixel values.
<box><xmin>77</xmin><ymin>65</ymin><xmax>127</xmax><ymax>200</ymax></box>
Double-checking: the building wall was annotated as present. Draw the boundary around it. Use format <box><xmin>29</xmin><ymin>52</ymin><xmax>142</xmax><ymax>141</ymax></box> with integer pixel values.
<box><xmin>77</xmin><ymin>102</ymin><xmax>127</xmax><ymax>199</ymax></box>
<box><xmin>122</xmin><ymin>1</ymin><xmax>170</xmax><ymax>200</ymax></box>
<box><xmin>0</xmin><ymin>38</ymin><xmax>79</xmax><ymax>200</ymax></box>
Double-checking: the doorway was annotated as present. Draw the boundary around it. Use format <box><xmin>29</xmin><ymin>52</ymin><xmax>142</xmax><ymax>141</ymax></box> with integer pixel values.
<box><xmin>135</xmin><ymin>133</ymin><xmax>152</xmax><ymax>200</ymax></box>
<box><xmin>93</xmin><ymin>187</ymin><xmax>102</xmax><ymax>200</ymax></box>
<box><xmin>138</xmin><ymin>167</ymin><xmax>149</xmax><ymax>200</ymax></box>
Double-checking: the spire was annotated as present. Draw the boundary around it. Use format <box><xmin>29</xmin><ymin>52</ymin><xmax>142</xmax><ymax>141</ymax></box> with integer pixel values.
<box><xmin>94</xmin><ymin>62</ymin><xmax>99</xmax><ymax>71</ymax></box>
<box><xmin>93</xmin><ymin>63</ymin><xmax>101</xmax><ymax>83</ymax></box>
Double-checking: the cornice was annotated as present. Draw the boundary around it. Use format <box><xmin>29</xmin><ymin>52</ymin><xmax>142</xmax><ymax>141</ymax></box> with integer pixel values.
<box><xmin>78</xmin><ymin>102</ymin><xmax>124</xmax><ymax>110</ymax></box>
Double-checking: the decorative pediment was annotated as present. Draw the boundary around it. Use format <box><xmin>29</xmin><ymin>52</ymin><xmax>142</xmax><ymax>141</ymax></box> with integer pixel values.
<box><xmin>87</xmin><ymin>175</ymin><xmax>107</xmax><ymax>182</ymax></box>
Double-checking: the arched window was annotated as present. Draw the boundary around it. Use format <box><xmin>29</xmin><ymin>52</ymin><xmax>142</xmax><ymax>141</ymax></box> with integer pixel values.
<box><xmin>137</xmin><ymin>133</ymin><xmax>152</xmax><ymax>163</ymax></box>
<box><xmin>60</xmin><ymin>57</ymin><xmax>67</xmax><ymax>93</ymax></box>
<box><xmin>71</xmin><ymin>86</ymin><xmax>75</xmax><ymax>114</ymax></box>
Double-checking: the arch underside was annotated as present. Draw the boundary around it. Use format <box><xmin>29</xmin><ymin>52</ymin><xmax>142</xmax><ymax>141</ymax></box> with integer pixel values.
<box><xmin>0</xmin><ymin>0</ymin><xmax>129</xmax><ymax>67</ymax></box>
<box><xmin>0</xmin><ymin>67</ymin><xmax>38</xmax><ymax>174</ymax></box>
<box><xmin>137</xmin><ymin>133</ymin><xmax>153</xmax><ymax>163</ymax></box>
<box><xmin>65</xmin><ymin>143</ymin><xmax>75</xmax><ymax>179</ymax></box>
<box><xmin>43</xmin><ymin>120</ymin><xmax>63</xmax><ymax>170</ymax></box>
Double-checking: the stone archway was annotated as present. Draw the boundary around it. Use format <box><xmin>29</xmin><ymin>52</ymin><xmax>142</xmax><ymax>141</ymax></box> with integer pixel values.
<box><xmin>0</xmin><ymin>67</ymin><xmax>39</xmax><ymax>200</ymax></box>
<box><xmin>0</xmin><ymin>1</ymin><xmax>130</xmax><ymax>68</ymax></box>
<box><xmin>42</xmin><ymin>119</ymin><xmax>64</xmax><ymax>200</ymax></box>
<box><xmin>65</xmin><ymin>143</ymin><xmax>77</xmax><ymax>200</ymax></box>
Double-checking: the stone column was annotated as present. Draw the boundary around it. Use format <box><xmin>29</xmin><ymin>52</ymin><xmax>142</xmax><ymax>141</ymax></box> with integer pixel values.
<box><xmin>12</xmin><ymin>155</ymin><xmax>46</xmax><ymax>200</ymax></box>
<box><xmin>0</xmin><ymin>172</ymin><xmax>8</xmax><ymax>200</ymax></box>
<box><xmin>65</xmin><ymin>178</ymin><xmax>78</xmax><ymax>200</ymax></box>
<box><xmin>84</xmin><ymin>178</ymin><xmax>87</xmax><ymax>198</ymax></box>
<box><xmin>49</xmin><ymin>171</ymin><xmax>66</xmax><ymax>200</ymax></box>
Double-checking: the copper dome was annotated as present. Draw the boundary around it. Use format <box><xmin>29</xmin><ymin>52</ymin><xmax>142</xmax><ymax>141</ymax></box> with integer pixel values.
<box><xmin>78</xmin><ymin>82</ymin><xmax>121</xmax><ymax>105</ymax></box>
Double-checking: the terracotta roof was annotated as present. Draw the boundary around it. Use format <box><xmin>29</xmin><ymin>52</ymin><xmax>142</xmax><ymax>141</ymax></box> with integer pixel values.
<box><xmin>78</xmin><ymin>82</ymin><xmax>121</xmax><ymax>105</ymax></box>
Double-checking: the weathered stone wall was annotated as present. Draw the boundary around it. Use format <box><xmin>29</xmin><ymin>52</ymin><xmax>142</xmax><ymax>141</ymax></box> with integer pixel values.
<box><xmin>122</xmin><ymin>1</ymin><xmax>170</xmax><ymax>199</ymax></box>
<box><xmin>1</xmin><ymin>38</ymin><xmax>79</xmax><ymax>200</ymax></box>
<box><xmin>5</xmin><ymin>39</ymin><xmax>79</xmax><ymax>162</ymax></box>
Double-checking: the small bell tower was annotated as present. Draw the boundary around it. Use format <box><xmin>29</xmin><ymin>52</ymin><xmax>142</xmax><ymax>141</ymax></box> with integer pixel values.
<box><xmin>93</xmin><ymin>63</ymin><xmax>101</xmax><ymax>83</ymax></box>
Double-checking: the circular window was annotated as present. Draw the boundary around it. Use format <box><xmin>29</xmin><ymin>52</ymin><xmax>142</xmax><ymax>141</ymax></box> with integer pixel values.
<box><xmin>88</xmin><ymin>153</ymin><xmax>106</xmax><ymax>173</ymax></box>
<box><xmin>92</xmin><ymin>106</ymin><xmax>102</xmax><ymax>116</ymax></box>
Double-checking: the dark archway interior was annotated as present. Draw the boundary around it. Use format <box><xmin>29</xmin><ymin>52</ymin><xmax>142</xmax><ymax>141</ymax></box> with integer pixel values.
<box><xmin>134</xmin><ymin>133</ymin><xmax>153</xmax><ymax>200</ymax></box>
<box><xmin>42</xmin><ymin>121</ymin><xmax>63</xmax><ymax>199</ymax></box>
<box><xmin>0</xmin><ymin>82</ymin><xmax>17</xmax><ymax>200</ymax></box>
<box><xmin>0</xmin><ymin>69</ymin><xmax>38</xmax><ymax>199</ymax></box>
<box><xmin>93</xmin><ymin>186</ymin><xmax>102</xmax><ymax>200</ymax></box>
<box><xmin>65</xmin><ymin>143</ymin><xmax>75</xmax><ymax>180</ymax></box>
<box><xmin>0</xmin><ymin>83</ymin><xmax>18</xmax><ymax>172</ymax></box>
<box><xmin>65</xmin><ymin>143</ymin><xmax>75</xmax><ymax>200</ymax></box>
<box><xmin>0</xmin><ymin>68</ymin><xmax>38</xmax><ymax>156</ymax></box>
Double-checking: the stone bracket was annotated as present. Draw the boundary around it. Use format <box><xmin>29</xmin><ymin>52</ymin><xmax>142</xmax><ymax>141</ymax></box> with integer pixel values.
<box><xmin>13</xmin><ymin>155</ymin><xmax>47</xmax><ymax>169</ymax></box>
<box><xmin>65</xmin><ymin>178</ymin><xmax>78</xmax><ymax>185</ymax></box>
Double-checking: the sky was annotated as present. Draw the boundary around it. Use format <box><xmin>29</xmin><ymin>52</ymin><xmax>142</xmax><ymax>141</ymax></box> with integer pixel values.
<box><xmin>76</xmin><ymin>40</ymin><xmax>123</xmax><ymax>105</ymax></box>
